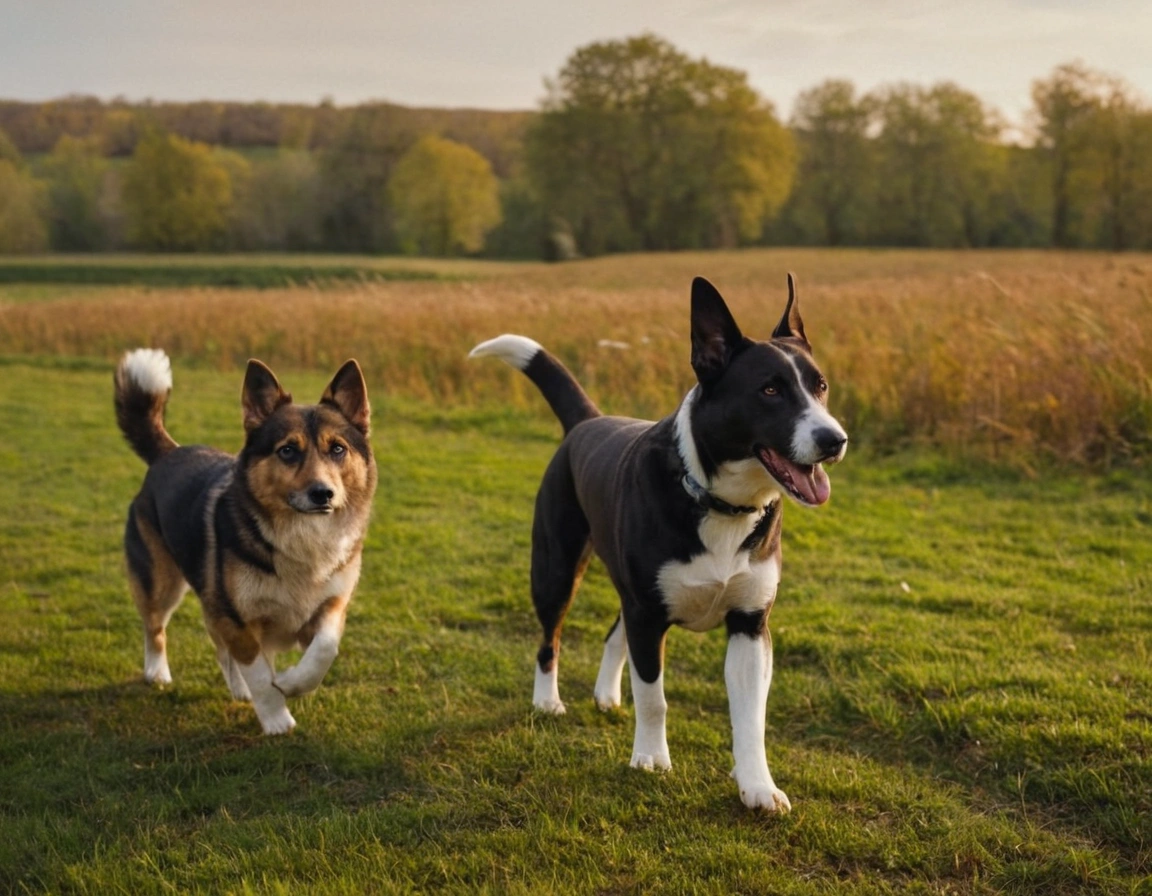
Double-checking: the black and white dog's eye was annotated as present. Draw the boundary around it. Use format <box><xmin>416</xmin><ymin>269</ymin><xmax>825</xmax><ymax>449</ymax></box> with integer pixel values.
<box><xmin>817</xmin><ymin>378</ymin><xmax>828</xmax><ymax>393</ymax></box>
<box><xmin>763</xmin><ymin>385</ymin><xmax>778</xmax><ymax>397</ymax></box>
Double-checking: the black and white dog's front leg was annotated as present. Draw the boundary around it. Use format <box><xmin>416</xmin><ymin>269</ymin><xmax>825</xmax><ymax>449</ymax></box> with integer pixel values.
<box><xmin>625</xmin><ymin>619</ymin><xmax>671</xmax><ymax>771</ymax></box>
<box><xmin>725</xmin><ymin>610</ymin><xmax>790</xmax><ymax>812</ymax></box>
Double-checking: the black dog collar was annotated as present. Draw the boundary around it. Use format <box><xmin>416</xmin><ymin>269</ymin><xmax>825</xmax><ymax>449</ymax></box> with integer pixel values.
<box><xmin>681</xmin><ymin>472</ymin><xmax>762</xmax><ymax>516</ymax></box>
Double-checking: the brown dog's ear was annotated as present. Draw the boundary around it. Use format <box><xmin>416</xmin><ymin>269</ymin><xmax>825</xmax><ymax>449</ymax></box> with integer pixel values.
<box><xmin>690</xmin><ymin>277</ymin><xmax>744</xmax><ymax>384</ymax></box>
<box><xmin>242</xmin><ymin>359</ymin><xmax>291</xmax><ymax>432</ymax></box>
<box><xmin>321</xmin><ymin>360</ymin><xmax>370</xmax><ymax>435</ymax></box>
<box><xmin>771</xmin><ymin>273</ymin><xmax>809</xmax><ymax>347</ymax></box>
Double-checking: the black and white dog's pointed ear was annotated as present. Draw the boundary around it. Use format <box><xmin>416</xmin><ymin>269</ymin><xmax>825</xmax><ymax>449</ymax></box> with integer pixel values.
<box><xmin>771</xmin><ymin>272</ymin><xmax>809</xmax><ymax>347</ymax></box>
<box><xmin>241</xmin><ymin>359</ymin><xmax>292</xmax><ymax>433</ymax></box>
<box><xmin>321</xmin><ymin>359</ymin><xmax>371</xmax><ymax>435</ymax></box>
<box><xmin>691</xmin><ymin>277</ymin><xmax>744</xmax><ymax>383</ymax></box>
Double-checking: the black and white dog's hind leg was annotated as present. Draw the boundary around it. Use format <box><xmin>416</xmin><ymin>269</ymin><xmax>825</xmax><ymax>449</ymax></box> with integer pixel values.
<box><xmin>726</xmin><ymin>610</ymin><xmax>790</xmax><ymax>811</ymax></box>
<box><xmin>529</xmin><ymin>446</ymin><xmax>593</xmax><ymax>715</ymax></box>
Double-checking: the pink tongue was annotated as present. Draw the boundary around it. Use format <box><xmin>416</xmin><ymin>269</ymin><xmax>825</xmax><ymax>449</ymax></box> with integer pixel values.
<box><xmin>774</xmin><ymin>455</ymin><xmax>830</xmax><ymax>505</ymax></box>
<box><xmin>796</xmin><ymin>463</ymin><xmax>831</xmax><ymax>506</ymax></box>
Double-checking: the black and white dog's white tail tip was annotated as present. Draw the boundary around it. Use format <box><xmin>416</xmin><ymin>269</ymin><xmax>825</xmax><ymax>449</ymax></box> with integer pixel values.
<box><xmin>468</xmin><ymin>334</ymin><xmax>543</xmax><ymax>371</ymax></box>
<box><xmin>469</xmin><ymin>334</ymin><xmax>600</xmax><ymax>434</ymax></box>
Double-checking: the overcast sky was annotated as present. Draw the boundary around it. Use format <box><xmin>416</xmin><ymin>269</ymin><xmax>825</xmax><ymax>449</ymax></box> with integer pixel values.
<box><xmin>3</xmin><ymin>0</ymin><xmax>1151</xmax><ymax>127</ymax></box>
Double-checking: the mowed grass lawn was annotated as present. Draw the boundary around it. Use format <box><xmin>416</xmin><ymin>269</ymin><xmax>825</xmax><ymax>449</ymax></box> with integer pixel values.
<box><xmin>0</xmin><ymin>357</ymin><xmax>1149</xmax><ymax>895</ymax></box>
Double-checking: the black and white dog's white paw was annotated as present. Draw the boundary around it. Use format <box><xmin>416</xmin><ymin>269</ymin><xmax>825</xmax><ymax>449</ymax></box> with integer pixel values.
<box><xmin>630</xmin><ymin>750</ymin><xmax>672</xmax><ymax>772</ymax></box>
<box><xmin>733</xmin><ymin>770</ymin><xmax>791</xmax><ymax>812</ymax></box>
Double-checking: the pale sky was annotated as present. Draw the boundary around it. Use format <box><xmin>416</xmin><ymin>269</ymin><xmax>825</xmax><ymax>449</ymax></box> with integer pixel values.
<box><xmin>3</xmin><ymin>0</ymin><xmax>1151</xmax><ymax>128</ymax></box>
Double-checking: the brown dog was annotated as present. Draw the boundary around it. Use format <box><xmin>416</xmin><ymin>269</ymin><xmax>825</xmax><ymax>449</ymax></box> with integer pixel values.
<box><xmin>114</xmin><ymin>349</ymin><xmax>377</xmax><ymax>734</ymax></box>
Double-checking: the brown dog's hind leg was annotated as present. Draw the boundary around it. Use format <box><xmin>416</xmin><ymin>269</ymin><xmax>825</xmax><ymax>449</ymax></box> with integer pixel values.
<box><xmin>125</xmin><ymin>508</ymin><xmax>188</xmax><ymax>685</ymax></box>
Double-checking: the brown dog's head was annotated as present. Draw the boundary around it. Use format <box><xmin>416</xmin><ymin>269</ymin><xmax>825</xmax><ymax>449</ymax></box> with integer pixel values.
<box><xmin>238</xmin><ymin>360</ymin><xmax>376</xmax><ymax>520</ymax></box>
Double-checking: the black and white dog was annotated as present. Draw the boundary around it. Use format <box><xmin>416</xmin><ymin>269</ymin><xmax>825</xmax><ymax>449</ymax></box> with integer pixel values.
<box><xmin>470</xmin><ymin>275</ymin><xmax>847</xmax><ymax>811</ymax></box>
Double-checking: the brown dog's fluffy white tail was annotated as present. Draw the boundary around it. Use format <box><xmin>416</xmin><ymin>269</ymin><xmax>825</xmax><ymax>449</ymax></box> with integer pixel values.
<box><xmin>469</xmin><ymin>334</ymin><xmax>601</xmax><ymax>435</ymax></box>
<box><xmin>115</xmin><ymin>348</ymin><xmax>178</xmax><ymax>464</ymax></box>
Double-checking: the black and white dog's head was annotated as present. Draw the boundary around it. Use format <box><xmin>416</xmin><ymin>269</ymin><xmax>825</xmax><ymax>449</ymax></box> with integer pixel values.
<box><xmin>682</xmin><ymin>275</ymin><xmax>847</xmax><ymax>507</ymax></box>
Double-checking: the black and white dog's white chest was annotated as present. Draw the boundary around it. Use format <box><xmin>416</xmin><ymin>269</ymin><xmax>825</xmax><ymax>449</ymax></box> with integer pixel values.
<box><xmin>658</xmin><ymin>507</ymin><xmax>781</xmax><ymax>632</ymax></box>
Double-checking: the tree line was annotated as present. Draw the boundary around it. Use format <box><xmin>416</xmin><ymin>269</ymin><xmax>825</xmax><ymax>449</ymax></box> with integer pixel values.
<box><xmin>2</xmin><ymin>35</ymin><xmax>1151</xmax><ymax>256</ymax></box>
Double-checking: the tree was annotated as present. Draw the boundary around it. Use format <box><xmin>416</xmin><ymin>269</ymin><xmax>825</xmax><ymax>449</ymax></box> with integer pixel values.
<box><xmin>478</xmin><ymin>176</ymin><xmax>549</xmax><ymax>259</ymax></box>
<box><xmin>121</xmin><ymin>130</ymin><xmax>234</xmax><ymax>250</ymax></box>
<box><xmin>869</xmin><ymin>82</ymin><xmax>1002</xmax><ymax>246</ymax></box>
<box><xmin>1088</xmin><ymin>77</ymin><xmax>1152</xmax><ymax>250</ymax></box>
<box><xmin>526</xmin><ymin>34</ymin><xmax>794</xmax><ymax>254</ymax></box>
<box><xmin>230</xmin><ymin>150</ymin><xmax>323</xmax><ymax>250</ymax></box>
<box><xmin>785</xmin><ymin>80</ymin><xmax>874</xmax><ymax>245</ymax></box>
<box><xmin>42</xmin><ymin>135</ymin><xmax>110</xmax><ymax>250</ymax></box>
<box><xmin>0</xmin><ymin>159</ymin><xmax>49</xmax><ymax>252</ymax></box>
<box><xmin>387</xmin><ymin>135</ymin><xmax>501</xmax><ymax>256</ymax></box>
<box><xmin>317</xmin><ymin>105</ymin><xmax>420</xmax><ymax>252</ymax></box>
<box><xmin>1031</xmin><ymin>63</ymin><xmax>1107</xmax><ymax>247</ymax></box>
<box><xmin>0</xmin><ymin>126</ymin><xmax>21</xmax><ymax>167</ymax></box>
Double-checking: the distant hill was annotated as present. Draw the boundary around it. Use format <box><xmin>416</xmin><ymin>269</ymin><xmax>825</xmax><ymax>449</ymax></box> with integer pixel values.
<box><xmin>0</xmin><ymin>96</ymin><xmax>533</xmax><ymax>176</ymax></box>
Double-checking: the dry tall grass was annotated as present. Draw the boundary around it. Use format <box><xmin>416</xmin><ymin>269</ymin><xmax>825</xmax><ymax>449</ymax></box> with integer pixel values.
<box><xmin>2</xmin><ymin>249</ymin><xmax>1149</xmax><ymax>467</ymax></box>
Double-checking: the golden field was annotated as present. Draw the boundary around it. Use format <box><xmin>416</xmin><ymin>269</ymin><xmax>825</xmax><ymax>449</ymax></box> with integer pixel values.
<box><xmin>1</xmin><ymin>248</ymin><xmax>1149</xmax><ymax>467</ymax></box>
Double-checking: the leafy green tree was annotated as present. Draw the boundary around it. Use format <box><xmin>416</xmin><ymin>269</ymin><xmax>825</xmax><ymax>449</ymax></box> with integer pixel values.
<box><xmin>482</xmin><ymin>176</ymin><xmax>550</xmax><ymax>258</ymax></box>
<box><xmin>230</xmin><ymin>150</ymin><xmax>323</xmax><ymax>250</ymax></box>
<box><xmin>785</xmin><ymin>80</ymin><xmax>875</xmax><ymax>245</ymax></box>
<box><xmin>1087</xmin><ymin>77</ymin><xmax>1152</xmax><ymax>250</ymax></box>
<box><xmin>982</xmin><ymin>143</ymin><xmax>1051</xmax><ymax>247</ymax></box>
<box><xmin>42</xmin><ymin>135</ymin><xmax>110</xmax><ymax>250</ymax></box>
<box><xmin>388</xmin><ymin>135</ymin><xmax>501</xmax><ymax>256</ymax></box>
<box><xmin>1031</xmin><ymin>63</ymin><xmax>1108</xmax><ymax>247</ymax></box>
<box><xmin>0</xmin><ymin>159</ymin><xmax>49</xmax><ymax>252</ymax></box>
<box><xmin>121</xmin><ymin>130</ymin><xmax>234</xmax><ymax>250</ymax></box>
<box><xmin>317</xmin><ymin>105</ymin><xmax>419</xmax><ymax>252</ymax></box>
<box><xmin>869</xmin><ymin>82</ymin><xmax>1002</xmax><ymax>246</ymax></box>
<box><xmin>527</xmin><ymin>34</ymin><xmax>794</xmax><ymax>254</ymax></box>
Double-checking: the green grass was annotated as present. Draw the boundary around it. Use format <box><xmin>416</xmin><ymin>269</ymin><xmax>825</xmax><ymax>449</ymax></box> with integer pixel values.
<box><xmin>0</xmin><ymin>254</ymin><xmax>528</xmax><ymax>291</ymax></box>
<box><xmin>1</xmin><ymin>359</ymin><xmax>1150</xmax><ymax>894</ymax></box>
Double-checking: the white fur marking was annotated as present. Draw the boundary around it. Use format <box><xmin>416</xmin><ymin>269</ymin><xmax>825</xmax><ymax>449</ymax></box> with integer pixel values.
<box><xmin>594</xmin><ymin>621</ymin><xmax>627</xmax><ymax>710</ymax></box>
<box><xmin>143</xmin><ymin>641</ymin><xmax>172</xmax><ymax>685</ymax></box>
<box><xmin>659</xmin><ymin>521</ymin><xmax>779</xmax><ymax>632</ymax></box>
<box><xmin>629</xmin><ymin>665</ymin><xmax>671</xmax><ymax>771</ymax></box>
<box><xmin>726</xmin><ymin>634</ymin><xmax>790</xmax><ymax>812</ymax></box>
<box><xmin>774</xmin><ymin>350</ymin><xmax>846</xmax><ymax>465</ymax></box>
<box><xmin>239</xmin><ymin>654</ymin><xmax>296</xmax><ymax>735</ymax></box>
<box><xmin>216</xmin><ymin>645</ymin><xmax>252</xmax><ymax>700</ymax></box>
<box><xmin>122</xmin><ymin>348</ymin><xmax>172</xmax><ymax>395</ymax></box>
<box><xmin>469</xmin><ymin>334</ymin><xmax>542</xmax><ymax>371</ymax></box>
<box><xmin>673</xmin><ymin>387</ymin><xmax>707</xmax><ymax>486</ymax></box>
<box><xmin>274</xmin><ymin>625</ymin><xmax>341</xmax><ymax>697</ymax></box>
<box><xmin>533</xmin><ymin>664</ymin><xmax>566</xmax><ymax>714</ymax></box>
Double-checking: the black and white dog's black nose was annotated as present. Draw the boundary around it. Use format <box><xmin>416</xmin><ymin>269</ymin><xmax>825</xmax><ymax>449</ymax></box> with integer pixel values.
<box><xmin>813</xmin><ymin>428</ymin><xmax>848</xmax><ymax>463</ymax></box>
<box><xmin>308</xmin><ymin>483</ymin><xmax>335</xmax><ymax>506</ymax></box>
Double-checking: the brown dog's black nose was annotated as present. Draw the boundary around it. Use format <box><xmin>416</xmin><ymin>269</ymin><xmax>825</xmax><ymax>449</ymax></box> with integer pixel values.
<box><xmin>308</xmin><ymin>484</ymin><xmax>335</xmax><ymax>506</ymax></box>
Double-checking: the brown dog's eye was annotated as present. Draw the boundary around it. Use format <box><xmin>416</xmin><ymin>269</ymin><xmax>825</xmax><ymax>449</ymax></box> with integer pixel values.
<box><xmin>277</xmin><ymin>444</ymin><xmax>300</xmax><ymax>462</ymax></box>
<box><xmin>330</xmin><ymin>443</ymin><xmax>346</xmax><ymax>459</ymax></box>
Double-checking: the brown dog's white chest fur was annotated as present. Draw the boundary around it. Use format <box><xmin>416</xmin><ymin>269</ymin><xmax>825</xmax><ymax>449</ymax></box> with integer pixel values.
<box><xmin>225</xmin><ymin>513</ymin><xmax>364</xmax><ymax>649</ymax></box>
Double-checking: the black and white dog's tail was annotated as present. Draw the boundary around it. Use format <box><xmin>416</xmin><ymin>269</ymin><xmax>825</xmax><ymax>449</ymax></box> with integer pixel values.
<box><xmin>469</xmin><ymin>335</ymin><xmax>601</xmax><ymax>435</ymax></box>
<box><xmin>114</xmin><ymin>348</ymin><xmax>179</xmax><ymax>465</ymax></box>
